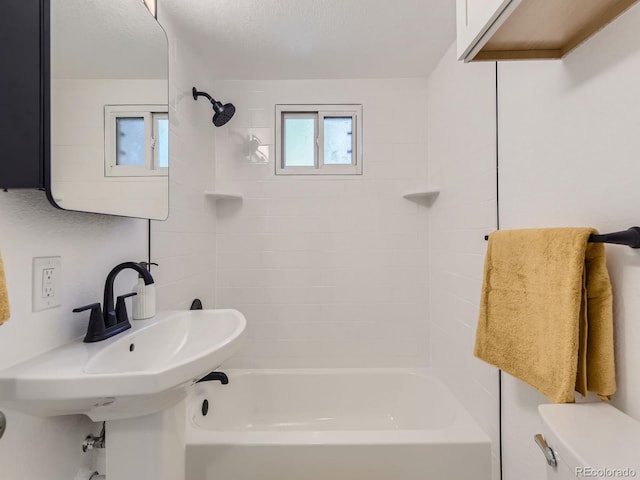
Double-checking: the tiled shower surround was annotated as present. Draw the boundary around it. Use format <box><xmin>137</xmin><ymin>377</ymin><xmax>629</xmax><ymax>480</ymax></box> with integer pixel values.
<box><xmin>211</xmin><ymin>78</ymin><xmax>431</xmax><ymax>369</ymax></box>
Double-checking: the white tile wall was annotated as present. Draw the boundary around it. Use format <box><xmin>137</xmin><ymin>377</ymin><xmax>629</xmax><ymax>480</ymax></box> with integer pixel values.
<box><xmin>0</xmin><ymin>191</ymin><xmax>147</xmax><ymax>478</ymax></box>
<box><xmin>498</xmin><ymin>5</ymin><xmax>640</xmax><ymax>479</ymax></box>
<box><xmin>151</xmin><ymin>5</ymin><xmax>218</xmax><ymax>311</ymax></box>
<box><xmin>210</xmin><ymin>78</ymin><xmax>431</xmax><ymax>368</ymax></box>
<box><xmin>426</xmin><ymin>43</ymin><xmax>500</xmax><ymax>480</ymax></box>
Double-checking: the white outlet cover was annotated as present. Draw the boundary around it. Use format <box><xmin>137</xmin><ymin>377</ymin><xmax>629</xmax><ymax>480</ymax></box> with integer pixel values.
<box><xmin>32</xmin><ymin>257</ymin><xmax>62</xmax><ymax>312</ymax></box>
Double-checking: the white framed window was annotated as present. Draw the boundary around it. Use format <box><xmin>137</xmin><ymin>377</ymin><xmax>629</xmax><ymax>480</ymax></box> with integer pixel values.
<box><xmin>275</xmin><ymin>104</ymin><xmax>363</xmax><ymax>175</ymax></box>
<box><xmin>104</xmin><ymin>105</ymin><xmax>168</xmax><ymax>177</ymax></box>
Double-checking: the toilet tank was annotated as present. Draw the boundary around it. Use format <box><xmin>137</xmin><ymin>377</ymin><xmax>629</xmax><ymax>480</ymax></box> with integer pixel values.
<box><xmin>538</xmin><ymin>403</ymin><xmax>640</xmax><ymax>479</ymax></box>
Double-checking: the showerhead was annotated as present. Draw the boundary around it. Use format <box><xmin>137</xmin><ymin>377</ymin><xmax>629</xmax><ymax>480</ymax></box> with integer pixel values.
<box><xmin>211</xmin><ymin>101</ymin><xmax>236</xmax><ymax>127</ymax></box>
<box><xmin>192</xmin><ymin>87</ymin><xmax>236</xmax><ymax>127</ymax></box>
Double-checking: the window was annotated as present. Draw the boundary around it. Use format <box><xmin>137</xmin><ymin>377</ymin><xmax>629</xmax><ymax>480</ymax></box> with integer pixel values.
<box><xmin>104</xmin><ymin>105</ymin><xmax>168</xmax><ymax>177</ymax></box>
<box><xmin>275</xmin><ymin>104</ymin><xmax>363</xmax><ymax>175</ymax></box>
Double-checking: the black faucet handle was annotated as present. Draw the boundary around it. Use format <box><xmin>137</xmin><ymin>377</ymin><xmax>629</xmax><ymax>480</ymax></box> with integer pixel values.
<box><xmin>115</xmin><ymin>292</ymin><xmax>137</xmax><ymax>324</ymax></box>
<box><xmin>73</xmin><ymin>302</ymin><xmax>101</xmax><ymax>314</ymax></box>
<box><xmin>118</xmin><ymin>292</ymin><xmax>137</xmax><ymax>299</ymax></box>
<box><xmin>73</xmin><ymin>303</ymin><xmax>106</xmax><ymax>343</ymax></box>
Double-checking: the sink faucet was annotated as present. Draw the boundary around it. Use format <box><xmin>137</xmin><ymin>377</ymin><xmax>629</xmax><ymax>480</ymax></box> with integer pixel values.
<box><xmin>73</xmin><ymin>262</ymin><xmax>155</xmax><ymax>343</ymax></box>
<box><xmin>103</xmin><ymin>262</ymin><xmax>154</xmax><ymax>326</ymax></box>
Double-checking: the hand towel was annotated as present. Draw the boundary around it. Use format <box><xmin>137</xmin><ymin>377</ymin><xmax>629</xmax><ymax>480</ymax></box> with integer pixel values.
<box><xmin>0</xmin><ymin>251</ymin><xmax>10</xmax><ymax>325</ymax></box>
<box><xmin>474</xmin><ymin>228</ymin><xmax>616</xmax><ymax>403</ymax></box>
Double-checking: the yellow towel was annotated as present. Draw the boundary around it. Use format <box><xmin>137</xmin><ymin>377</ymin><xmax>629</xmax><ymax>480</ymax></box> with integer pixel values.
<box><xmin>0</xmin><ymin>252</ymin><xmax>10</xmax><ymax>325</ymax></box>
<box><xmin>474</xmin><ymin>228</ymin><xmax>616</xmax><ymax>403</ymax></box>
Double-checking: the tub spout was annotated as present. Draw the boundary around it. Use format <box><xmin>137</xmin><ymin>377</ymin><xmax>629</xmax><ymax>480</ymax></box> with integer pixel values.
<box><xmin>196</xmin><ymin>371</ymin><xmax>229</xmax><ymax>384</ymax></box>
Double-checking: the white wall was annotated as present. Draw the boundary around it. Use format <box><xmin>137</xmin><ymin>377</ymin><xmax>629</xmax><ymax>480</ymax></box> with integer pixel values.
<box><xmin>426</xmin><ymin>45</ymin><xmax>500</xmax><ymax>480</ymax></box>
<box><xmin>210</xmin><ymin>78</ymin><xmax>430</xmax><ymax>368</ymax></box>
<box><xmin>0</xmin><ymin>191</ymin><xmax>147</xmax><ymax>478</ymax></box>
<box><xmin>151</xmin><ymin>5</ymin><xmax>218</xmax><ymax>311</ymax></box>
<box><xmin>498</xmin><ymin>5</ymin><xmax>640</xmax><ymax>479</ymax></box>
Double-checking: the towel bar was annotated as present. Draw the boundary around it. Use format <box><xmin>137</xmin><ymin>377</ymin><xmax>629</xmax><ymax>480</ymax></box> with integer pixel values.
<box><xmin>588</xmin><ymin>227</ymin><xmax>640</xmax><ymax>248</ymax></box>
<box><xmin>484</xmin><ymin>227</ymin><xmax>640</xmax><ymax>248</ymax></box>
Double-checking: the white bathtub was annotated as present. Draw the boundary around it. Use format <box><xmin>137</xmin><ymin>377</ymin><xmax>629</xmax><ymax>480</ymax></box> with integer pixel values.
<box><xmin>186</xmin><ymin>369</ymin><xmax>491</xmax><ymax>480</ymax></box>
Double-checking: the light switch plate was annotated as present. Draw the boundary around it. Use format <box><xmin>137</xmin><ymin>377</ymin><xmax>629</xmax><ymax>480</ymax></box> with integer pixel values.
<box><xmin>32</xmin><ymin>257</ymin><xmax>62</xmax><ymax>312</ymax></box>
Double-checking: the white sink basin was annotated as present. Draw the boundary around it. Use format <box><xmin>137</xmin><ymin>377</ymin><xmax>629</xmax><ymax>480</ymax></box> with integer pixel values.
<box><xmin>0</xmin><ymin>309</ymin><xmax>246</xmax><ymax>420</ymax></box>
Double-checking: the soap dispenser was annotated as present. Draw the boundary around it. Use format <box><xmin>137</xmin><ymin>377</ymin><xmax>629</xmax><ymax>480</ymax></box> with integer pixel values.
<box><xmin>132</xmin><ymin>262</ymin><xmax>157</xmax><ymax>320</ymax></box>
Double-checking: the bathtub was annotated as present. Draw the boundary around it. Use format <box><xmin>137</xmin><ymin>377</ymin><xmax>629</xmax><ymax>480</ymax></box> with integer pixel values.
<box><xmin>186</xmin><ymin>369</ymin><xmax>491</xmax><ymax>480</ymax></box>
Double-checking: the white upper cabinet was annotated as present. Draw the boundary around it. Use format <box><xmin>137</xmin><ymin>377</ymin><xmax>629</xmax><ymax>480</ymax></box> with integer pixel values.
<box><xmin>456</xmin><ymin>0</ymin><xmax>515</xmax><ymax>60</ymax></box>
<box><xmin>457</xmin><ymin>0</ymin><xmax>639</xmax><ymax>62</ymax></box>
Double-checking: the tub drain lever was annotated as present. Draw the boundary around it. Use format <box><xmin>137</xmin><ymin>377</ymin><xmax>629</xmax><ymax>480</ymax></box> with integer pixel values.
<box><xmin>0</xmin><ymin>411</ymin><xmax>6</xmax><ymax>439</ymax></box>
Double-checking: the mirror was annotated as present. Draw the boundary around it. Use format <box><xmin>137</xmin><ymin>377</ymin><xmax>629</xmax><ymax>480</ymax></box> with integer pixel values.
<box><xmin>48</xmin><ymin>0</ymin><xmax>169</xmax><ymax>220</ymax></box>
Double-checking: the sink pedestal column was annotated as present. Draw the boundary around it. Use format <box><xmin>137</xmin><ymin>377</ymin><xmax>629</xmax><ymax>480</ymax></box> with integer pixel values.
<box><xmin>105</xmin><ymin>402</ymin><xmax>185</xmax><ymax>480</ymax></box>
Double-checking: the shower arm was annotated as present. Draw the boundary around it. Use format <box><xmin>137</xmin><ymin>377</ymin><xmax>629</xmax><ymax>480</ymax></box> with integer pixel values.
<box><xmin>192</xmin><ymin>88</ymin><xmax>215</xmax><ymax>104</ymax></box>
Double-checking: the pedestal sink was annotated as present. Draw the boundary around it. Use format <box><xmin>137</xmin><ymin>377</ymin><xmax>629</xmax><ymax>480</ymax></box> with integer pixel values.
<box><xmin>0</xmin><ymin>308</ymin><xmax>246</xmax><ymax>480</ymax></box>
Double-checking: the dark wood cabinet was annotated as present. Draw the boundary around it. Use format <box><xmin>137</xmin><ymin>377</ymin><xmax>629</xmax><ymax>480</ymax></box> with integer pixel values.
<box><xmin>0</xmin><ymin>0</ymin><xmax>49</xmax><ymax>189</ymax></box>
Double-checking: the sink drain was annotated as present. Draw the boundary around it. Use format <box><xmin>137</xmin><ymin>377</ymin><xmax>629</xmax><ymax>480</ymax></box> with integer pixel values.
<box><xmin>201</xmin><ymin>399</ymin><xmax>209</xmax><ymax>416</ymax></box>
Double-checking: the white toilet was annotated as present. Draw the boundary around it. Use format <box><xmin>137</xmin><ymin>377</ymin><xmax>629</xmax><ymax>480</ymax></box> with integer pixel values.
<box><xmin>537</xmin><ymin>402</ymin><xmax>640</xmax><ymax>479</ymax></box>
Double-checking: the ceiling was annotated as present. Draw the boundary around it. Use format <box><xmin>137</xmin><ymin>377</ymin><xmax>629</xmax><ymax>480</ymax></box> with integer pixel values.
<box><xmin>160</xmin><ymin>0</ymin><xmax>457</xmax><ymax>80</ymax></box>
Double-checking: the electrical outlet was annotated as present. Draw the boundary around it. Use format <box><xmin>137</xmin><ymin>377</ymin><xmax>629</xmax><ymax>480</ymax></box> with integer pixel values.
<box><xmin>33</xmin><ymin>257</ymin><xmax>61</xmax><ymax>312</ymax></box>
<box><xmin>42</xmin><ymin>268</ymin><xmax>55</xmax><ymax>297</ymax></box>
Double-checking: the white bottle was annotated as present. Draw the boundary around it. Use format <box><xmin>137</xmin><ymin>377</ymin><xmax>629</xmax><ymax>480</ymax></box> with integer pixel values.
<box><xmin>132</xmin><ymin>262</ymin><xmax>156</xmax><ymax>320</ymax></box>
